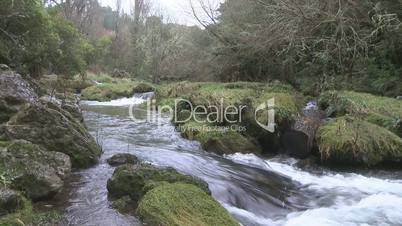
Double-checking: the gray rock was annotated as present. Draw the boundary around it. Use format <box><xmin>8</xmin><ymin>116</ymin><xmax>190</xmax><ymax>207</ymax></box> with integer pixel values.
<box><xmin>107</xmin><ymin>153</ymin><xmax>139</xmax><ymax>166</ymax></box>
<box><xmin>5</xmin><ymin>104</ymin><xmax>101</xmax><ymax>168</ymax></box>
<box><xmin>0</xmin><ymin>71</ymin><xmax>39</xmax><ymax>123</ymax></box>
<box><xmin>0</xmin><ymin>140</ymin><xmax>71</xmax><ymax>201</ymax></box>
<box><xmin>0</xmin><ymin>64</ymin><xmax>9</xmax><ymax>71</ymax></box>
<box><xmin>0</xmin><ymin>188</ymin><xmax>23</xmax><ymax>216</ymax></box>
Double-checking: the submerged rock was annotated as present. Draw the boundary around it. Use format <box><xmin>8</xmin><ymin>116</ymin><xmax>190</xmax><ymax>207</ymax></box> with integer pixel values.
<box><xmin>0</xmin><ymin>140</ymin><xmax>71</xmax><ymax>201</ymax></box>
<box><xmin>107</xmin><ymin>164</ymin><xmax>209</xmax><ymax>204</ymax></box>
<box><xmin>0</xmin><ymin>188</ymin><xmax>24</xmax><ymax>216</ymax></box>
<box><xmin>137</xmin><ymin>183</ymin><xmax>239</xmax><ymax>226</ymax></box>
<box><xmin>107</xmin><ymin>153</ymin><xmax>139</xmax><ymax>166</ymax></box>
<box><xmin>5</xmin><ymin>103</ymin><xmax>101</xmax><ymax>168</ymax></box>
<box><xmin>316</xmin><ymin>116</ymin><xmax>402</xmax><ymax>166</ymax></box>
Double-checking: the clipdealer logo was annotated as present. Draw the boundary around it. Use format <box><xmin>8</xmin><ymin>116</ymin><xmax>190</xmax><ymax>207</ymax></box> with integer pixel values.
<box><xmin>129</xmin><ymin>98</ymin><xmax>276</xmax><ymax>132</ymax></box>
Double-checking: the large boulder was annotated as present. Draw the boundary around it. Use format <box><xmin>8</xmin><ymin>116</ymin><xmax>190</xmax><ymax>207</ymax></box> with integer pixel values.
<box><xmin>40</xmin><ymin>93</ymin><xmax>84</xmax><ymax>123</ymax></box>
<box><xmin>0</xmin><ymin>71</ymin><xmax>39</xmax><ymax>123</ymax></box>
<box><xmin>316</xmin><ymin>116</ymin><xmax>402</xmax><ymax>166</ymax></box>
<box><xmin>0</xmin><ymin>70</ymin><xmax>99</xmax><ymax>168</ymax></box>
<box><xmin>107</xmin><ymin>164</ymin><xmax>209</xmax><ymax>204</ymax></box>
<box><xmin>137</xmin><ymin>183</ymin><xmax>239</xmax><ymax>226</ymax></box>
<box><xmin>0</xmin><ymin>140</ymin><xmax>71</xmax><ymax>201</ymax></box>
<box><xmin>0</xmin><ymin>188</ymin><xmax>24</xmax><ymax>216</ymax></box>
<box><xmin>107</xmin><ymin>153</ymin><xmax>139</xmax><ymax>166</ymax></box>
<box><xmin>5</xmin><ymin>103</ymin><xmax>100</xmax><ymax>168</ymax></box>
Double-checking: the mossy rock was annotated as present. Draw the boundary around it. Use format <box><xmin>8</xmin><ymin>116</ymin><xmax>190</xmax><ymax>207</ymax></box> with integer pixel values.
<box><xmin>136</xmin><ymin>183</ymin><xmax>239</xmax><ymax>226</ymax></box>
<box><xmin>132</xmin><ymin>83</ymin><xmax>155</xmax><ymax>94</ymax></box>
<box><xmin>180</xmin><ymin>121</ymin><xmax>261</xmax><ymax>155</ymax></box>
<box><xmin>0</xmin><ymin>140</ymin><xmax>71</xmax><ymax>201</ymax></box>
<box><xmin>5</xmin><ymin>104</ymin><xmax>101</xmax><ymax>168</ymax></box>
<box><xmin>318</xmin><ymin>91</ymin><xmax>402</xmax><ymax>136</ymax></box>
<box><xmin>0</xmin><ymin>188</ymin><xmax>24</xmax><ymax>216</ymax></box>
<box><xmin>316</xmin><ymin>116</ymin><xmax>402</xmax><ymax>166</ymax></box>
<box><xmin>111</xmin><ymin>196</ymin><xmax>134</xmax><ymax>213</ymax></box>
<box><xmin>107</xmin><ymin>153</ymin><xmax>139</xmax><ymax>166</ymax></box>
<box><xmin>107</xmin><ymin>164</ymin><xmax>209</xmax><ymax>204</ymax></box>
<box><xmin>0</xmin><ymin>196</ymin><xmax>61</xmax><ymax>226</ymax></box>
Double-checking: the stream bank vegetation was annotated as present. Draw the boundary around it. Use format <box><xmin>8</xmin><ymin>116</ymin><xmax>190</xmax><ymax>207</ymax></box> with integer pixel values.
<box><xmin>1</xmin><ymin>0</ymin><xmax>402</xmax><ymax>225</ymax></box>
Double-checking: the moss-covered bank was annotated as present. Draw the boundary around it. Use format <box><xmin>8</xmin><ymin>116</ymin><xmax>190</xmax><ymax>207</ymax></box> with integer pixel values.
<box><xmin>317</xmin><ymin>116</ymin><xmax>402</xmax><ymax>166</ymax></box>
<box><xmin>81</xmin><ymin>73</ymin><xmax>155</xmax><ymax>101</ymax></box>
<box><xmin>319</xmin><ymin>91</ymin><xmax>402</xmax><ymax>137</ymax></box>
<box><xmin>154</xmin><ymin>81</ymin><xmax>302</xmax><ymax>155</ymax></box>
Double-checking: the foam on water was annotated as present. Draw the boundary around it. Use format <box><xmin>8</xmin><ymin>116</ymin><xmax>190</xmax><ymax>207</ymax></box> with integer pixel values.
<box><xmin>225</xmin><ymin>153</ymin><xmax>402</xmax><ymax>225</ymax></box>
<box><xmin>81</xmin><ymin>92</ymin><xmax>153</xmax><ymax>107</ymax></box>
<box><xmin>281</xmin><ymin>194</ymin><xmax>402</xmax><ymax>226</ymax></box>
<box><xmin>226</xmin><ymin>153</ymin><xmax>402</xmax><ymax>195</ymax></box>
<box><xmin>222</xmin><ymin>203</ymin><xmax>279</xmax><ymax>226</ymax></box>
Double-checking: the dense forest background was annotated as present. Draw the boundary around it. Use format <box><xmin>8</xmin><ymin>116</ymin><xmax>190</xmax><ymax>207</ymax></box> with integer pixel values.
<box><xmin>1</xmin><ymin>0</ymin><xmax>401</xmax><ymax>96</ymax></box>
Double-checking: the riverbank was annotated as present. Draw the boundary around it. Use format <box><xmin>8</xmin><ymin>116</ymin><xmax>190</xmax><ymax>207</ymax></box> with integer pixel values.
<box><xmin>0</xmin><ymin>68</ymin><xmax>102</xmax><ymax>225</ymax></box>
<box><xmin>79</xmin><ymin>74</ymin><xmax>402</xmax><ymax>168</ymax></box>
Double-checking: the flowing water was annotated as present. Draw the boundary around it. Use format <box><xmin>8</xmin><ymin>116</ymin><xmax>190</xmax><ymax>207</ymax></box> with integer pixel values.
<box><xmin>58</xmin><ymin>95</ymin><xmax>402</xmax><ymax>226</ymax></box>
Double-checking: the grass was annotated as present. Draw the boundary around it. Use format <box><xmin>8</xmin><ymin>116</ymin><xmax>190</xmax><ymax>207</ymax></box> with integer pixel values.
<box><xmin>316</xmin><ymin>116</ymin><xmax>402</xmax><ymax>166</ymax></box>
<box><xmin>319</xmin><ymin>91</ymin><xmax>402</xmax><ymax>136</ymax></box>
<box><xmin>136</xmin><ymin>183</ymin><xmax>239</xmax><ymax>226</ymax></box>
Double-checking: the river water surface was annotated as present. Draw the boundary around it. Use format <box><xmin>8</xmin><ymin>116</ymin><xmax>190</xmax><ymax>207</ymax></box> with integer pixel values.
<box><xmin>58</xmin><ymin>95</ymin><xmax>402</xmax><ymax>226</ymax></box>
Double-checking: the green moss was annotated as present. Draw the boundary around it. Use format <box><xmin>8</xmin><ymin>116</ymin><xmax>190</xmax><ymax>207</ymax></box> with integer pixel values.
<box><xmin>86</xmin><ymin>72</ymin><xmax>114</xmax><ymax>83</ymax></box>
<box><xmin>81</xmin><ymin>75</ymin><xmax>156</xmax><ymax>101</ymax></box>
<box><xmin>252</xmin><ymin>92</ymin><xmax>300</xmax><ymax>127</ymax></box>
<box><xmin>137</xmin><ymin>183</ymin><xmax>239</xmax><ymax>226</ymax></box>
<box><xmin>0</xmin><ymin>197</ymin><xmax>61</xmax><ymax>226</ymax></box>
<box><xmin>132</xmin><ymin>83</ymin><xmax>155</xmax><ymax>93</ymax></box>
<box><xmin>0</xmin><ymin>141</ymin><xmax>10</xmax><ymax>148</ymax></box>
<box><xmin>81</xmin><ymin>79</ymin><xmax>138</xmax><ymax>101</ymax></box>
<box><xmin>111</xmin><ymin>196</ymin><xmax>134</xmax><ymax>213</ymax></box>
<box><xmin>107</xmin><ymin>164</ymin><xmax>209</xmax><ymax>204</ymax></box>
<box><xmin>319</xmin><ymin>91</ymin><xmax>402</xmax><ymax>136</ymax></box>
<box><xmin>316</xmin><ymin>116</ymin><xmax>402</xmax><ymax>166</ymax></box>
<box><xmin>155</xmin><ymin>81</ymin><xmax>301</xmax><ymax>154</ymax></box>
<box><xmin>179</xmin><ymin>121</ymin><xmax>261</xmax><ymax>155</ymax></box>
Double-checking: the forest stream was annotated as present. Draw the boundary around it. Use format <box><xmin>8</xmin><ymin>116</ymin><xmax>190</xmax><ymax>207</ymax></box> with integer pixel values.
<box><xmin>53</xmin><ymin>95</ymin><xmax>402</xmax><ymax>226</ymax></box>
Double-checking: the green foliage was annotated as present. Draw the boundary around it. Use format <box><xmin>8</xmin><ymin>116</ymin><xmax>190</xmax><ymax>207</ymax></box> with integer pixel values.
<box><xmin>136</xmin><ymin>183</ymin><xmax>239</xmax><ymax>226</ymax></box>
<box><xmin>50</xmin><ymin>17</ymin><xmax>87</xmax><ymax>76</ymax></box>
<box><xmin>0</xmin><ymin>0</ymin><xmax>88</xmax><ymax>77</ymax></box>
